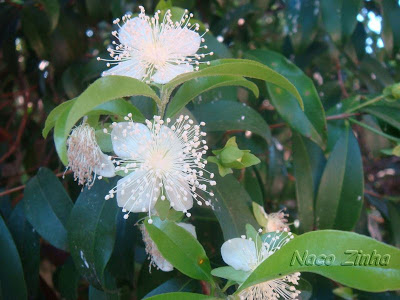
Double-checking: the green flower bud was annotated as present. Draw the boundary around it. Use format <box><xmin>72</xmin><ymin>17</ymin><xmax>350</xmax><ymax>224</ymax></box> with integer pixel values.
<box><xmin>208</xmin><ymin>137</ymin><xmax>260</xmax><ymax>177</ymax></box>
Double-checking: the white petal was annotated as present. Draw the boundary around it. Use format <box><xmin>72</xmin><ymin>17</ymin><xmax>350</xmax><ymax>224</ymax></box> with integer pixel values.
<box><xmin>221</xmin><ymin>238</ymin><xmax>258</xmax><ymax>272</ymax></box>
<box><xmin>118</xmin><ymin>17</ymin><xmax>152</xmax><ymax>47</ymax></box>
<box><xmin>111</xmin><ymin>122</ymin><xmax>151</xmax><ymax>159</ymax></box>
<box><xmin>102</xmin><ymin>59</ymin><xmax>146</xmax><ymax>80</ymax></box>
<box><xmin>164</xmin><ymin>176</ymin><xmax>193</xmax><ymax>212</ymax></box>
<box><xmin>116</xmin><ymin>170</ymin><xmax>160</xmax><ymax>213</ymax></box>
<box><xmin>94</xmin><ymin>153</ymin><xmax>115</xmax><ymax>177</ymax></box>
<box><xmin>160</xmin><ymin>27</ymin><xmax>201</xmax><ymax>57</ymax></box>
<box><xmin>177</xmin><ymin>223</ymin><xmax>197</xmax><ymax>239</ymax></box>
<box><xmin>152</xmin><ymin>64</ymin><xmax>193</xmax><ymax>84</ymax></box>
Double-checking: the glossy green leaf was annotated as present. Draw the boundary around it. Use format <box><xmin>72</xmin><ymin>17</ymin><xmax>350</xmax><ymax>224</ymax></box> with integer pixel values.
<box><xmin>43</xmin><ymin>99</ymin><xmax>74</xmax><ymax>138</ymax></box>
<box><xmin>207</xmin><ymin>165</ymin><xmax>258</xmax><ymax>240</ymax></box>
<box><xmin>0</xmin><ymin>214</ymin><xmax>27</xmax><ymax>299</ymax></box>
<box><xmin>246</xmin><ymin>49</ymin><xmax>327</xmax><ymax>147</ymax></box>
<box><xmin>166</xmin><ymin>75</ymin><xmax>259</xmax><ymax>118</ymax></box>
<box><xmin>165</xmin><ymin>59</ymin><xmax>303</xmax><ymax>109</ymax></box>
<box><xmin>88</xmin><ymin>98</ymin><xmax>145</xmax><ymax>122</ymax></box>
<box><xmin>238</xmin><ymin>230</ymin><xmax>400</xmax><ymax>293</ymax></box>
<box><xmin>145</xmin><ymin>292</ymin><xmax>219</xmax><ymax>300</ymax></box>
<box><xmin>67</xmin><ymin>177</ymin><xmax>119</xmax><ymax>289</ymax></box>
<box><xmin>8</xmin><ymin>201</ymin><xmax>40</xmax><ymax>297</ymax></box>
<box><xmin>24</xmin><ymin>168</ymin><xmax>73</xmax><ymax>250</ymax></box>
<box><xmin>193</xmin><ymin>100</ymin><xmax>271</xmax><ymax>144</ymax></box>
<box><xmin>292</xmin><ymin>133</ymin><xmax>326</xmax><ymax>232</ymax></box>
<box><xmin>145</xmin><ymin>217</ymin><xmax>212</xmax><ymax>282</ymax></box>
<box><xmin>58</xmin><ymin>76</ymin><xmax>160</xmax><ymax>164</ymax></box>
<box><xmin>315</xmin><ymin>126</ymin><xmax>363</xmax><ymax>230</ymax></box>
<box><xmin>211</xmin><ymin>266</ymin><xmax>249</xmax><ymax>283</ymax></box>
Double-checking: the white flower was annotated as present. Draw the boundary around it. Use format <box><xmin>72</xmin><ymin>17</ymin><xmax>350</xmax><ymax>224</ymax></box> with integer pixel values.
<box><xmin>66</xmin><ymin>123</ymin><xmax>115</xmax><ymax>188</ymax></box>
<box><xmin>98</xmin><ymin>7</ymin><xmax>214</xmax><ymax>84</ymax></box>
<box><xmin>221</xmin><ymin>230</ymin><xmax>301</xmax><ymax>300</ymax></box>
<box><xmin>105</xmin><ymin>115</ymin><xmax>215</xmax><ymax>221</ymax></box>
<box><xmin>141</xmin><ymin>222</ymin><xmax>197</xmax><ymax>271</ymax></box>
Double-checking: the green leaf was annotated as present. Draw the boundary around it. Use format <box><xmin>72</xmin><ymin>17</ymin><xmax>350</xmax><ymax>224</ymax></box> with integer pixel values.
<box><xmin>43</xmin><ymin>99</ymin><xmax>75</xmax><ymax>138</ymax></box>
<box><xmin>54</xmin><ymin>101</ymin><xmax>73</xmax><ymax>165</ymax></box>
<box><xmin>320</xmin><ymin>0</ymin><xmax>362</xmax><ymax>44</ymax></box>
<box><xmin>193</xmin><ymin>100</ymin><xmax>271</xmax><ymax>144</ymax></box>
<box><xmin>54</xmin><ymin>257</ymin><xmax>80</xmax><ymax>300</ymax></box>
<box><xmin>58</xmin><ymin>76</ymin><xmax>160</xmax><ymax>164</ymax></box>
<box><xmin>285</xmin><ymin>0</ymin><xmax>319</xmax><ymax>52</ymax></box>
<box><xmin>315</xmin><ymin>126</ymin><xmax>363</xmax><ymax>230</ymax></box>
<box><xmin>211</xmin><ymin>266</ymin><xmax>249</xmax><ymax>283</ymax></box>
<box><xmin>88</xmin><ymin>98</ymin><xmax>145</xmax><ymax>122</ymax></box>
<box><xmin>144</xmin><ymin>278</ymin><xmax>201</xmax><ymax>299</ymax></box>
<box><xmin>145</xmin><ymin>292</ymin><xmax>219</xmax><ymax>300</ymax></box>
<box><xmin>165</xmin><ymin>59</ymin><xmax>303</xmax><ymax>109</ymax></box>
<box><xmin>106</xmin><ymin>210</ymin><xmax>136</xmax><ymax>283</ymax></box>
<box><xmin>166</xmin><ymin>76</ymin><xmax>259</xmax><ymax>118</ymax></box>
<box><xmin>208</xmin><ymin>165</ymin><xmax>258</xmax><ymax>240</ymax></box>
<box><xmin>292</xmin><ymin>133</ymin><xmax>326</xmax><ymax>232</ymax></box>
<box><xmin>238</xmin><ymin>230</ymin><xmax>400</xmax><ymax>293</ymax></box>
<box><xmin>363</xmin><ymin>105</ymin><xmax>400</xmax><ymax>131</ymax></box>
<box><xmin>8</xmin><ymin>201</ymin><xmax>40</xmax><ymax>297</ymax></box>
<box><xmin>24</xmin><ymin>168</ymin><xmax>73</xmax><ymax>250</ymax></box>
<box><xmin>67</xmin><ymin>177</ymin><xmax>119</xmax><ymax>289</ymax></box>
<box><xmin>246</xmin><ymin>49</ymin><xmax>327</xmax><ymax>147</ymax></box>
<box><xmin>145</xmin><ymin>217</ymin><xmax>213</xmax><ymax>282</ymax></box>
<box><xmin>155</xmin><ymin>0</ymin><xmax>173</xmax><ymax>11</ymax></box>
<box><xmin>382</xmin><ymin>0</ymin><xmax>400</xmax><ymax>56</ymax></box>
<box><xmin>0</xmin><ymin>214</ymin><xmax>27</xmax><ymax>299</ymax></box>
<box><xmin>39</xmin><ymin>0</ymin><xmax>60</xmax><ymax>31</ymax></box>
<box><xmin>244</xmin><ymin>169</ymin><xmax>263</xmax><ymax>205</ymax></box>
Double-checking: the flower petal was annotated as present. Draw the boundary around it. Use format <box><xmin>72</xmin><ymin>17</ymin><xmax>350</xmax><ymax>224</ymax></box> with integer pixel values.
<box><xmin>116</xmin><ymin>170</ymin><xmax>160</xmax><ymax>213</ymax></box>
<box><xmin>164</xmin><ymin>175</ymin><xmax>194</xmax><ymax>212</ymax></box>
<box><xmin>111</xmin><ymin>122</ymin><xmax>151</xmax><ymax>159</ymax></box>
<box><xmin>118</xmin><ymin>17</ymin><xmax>152</xmax><ymax>47</ymax></box>
<box><xmin>94</xmin><ymin>153</ymin><xmax>115</xmax><ymax>177</ymax></box>
<box><xmin>102</xmin><ymin>59</ymin><xmax>146</xmax><ymax>80</ymax></box>
<box><xmin>160</xmin><ymin>27</ymin><xmax>201</xmax><ymax>57</ymax></box>
<box><xmin>152</xmin><ymin>64</ymin><xmax>193</xmax><ymax>84</ymax></box>
<box><xmin>221</xmin><ymin>238</ymin><xmax>258</xmax><ymax>272</ymax></box>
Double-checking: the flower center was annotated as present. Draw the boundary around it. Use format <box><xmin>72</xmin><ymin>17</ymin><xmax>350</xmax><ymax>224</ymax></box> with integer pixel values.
<box><xmin>141</xmin><ymin>41</ymin><xmax>169</xmax><ymax>69</ymax></box>
<box><xmin>147</xmin><ymin>148</ymin><xmax>173</xmax><ymax>173</ymax></box>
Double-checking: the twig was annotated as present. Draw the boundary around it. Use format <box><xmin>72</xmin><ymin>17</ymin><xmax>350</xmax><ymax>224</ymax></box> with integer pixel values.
<box><xmin>335</xmin><ymin>57</ymin><xmax>349</xmax><ymax>98</ymax></box>
<box><xmin>0</xmin><ymin>170</ymin><xmax>72</xmax><ymax>198</ymax></box>
<box><xmin>269</xmin><ymin>112</ymin><xmax>361</xmax><ymax>129</ymax></box>
<box><xmin>0</xmin><ymin>110</ymin><xmax>28</xmax><ymax>163</ymax></box>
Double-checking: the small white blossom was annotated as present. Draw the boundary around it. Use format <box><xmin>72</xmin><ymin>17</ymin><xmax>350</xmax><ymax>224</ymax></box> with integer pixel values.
<box><xmin>105</xmin><ymin>115</ymin><xmax>215</xmax><ymax>220</ymax></box>
<box><xmin>66</xmin><ymin>123</ymin><xmax>115</xmax><ymax>188</ymax></box>
<box><xmin>140</xmin><ymin>222</ymin><xmax>197</xmax><ymax>271</ymax></box>
<box><xmin>221</xmin><ymin>230</ymin><xmax>300</xmax><ymax>300</ymax></box>
<box><xmin>99</xmin><ymin>7</ymin><xmax>213</xmax><ymax>84</ymax></box>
